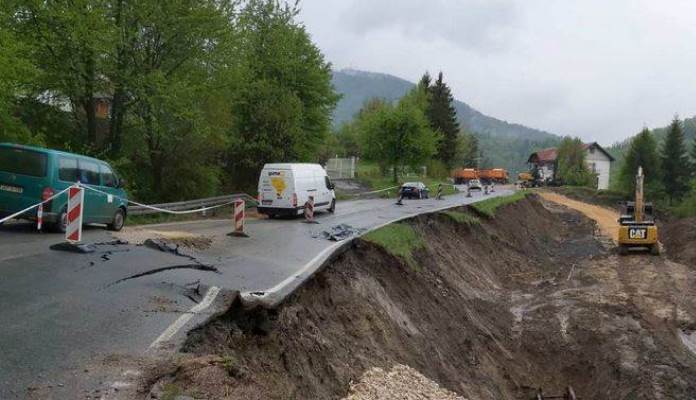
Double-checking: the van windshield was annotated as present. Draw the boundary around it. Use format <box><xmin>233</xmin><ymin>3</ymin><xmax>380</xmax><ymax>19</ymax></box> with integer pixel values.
<box><xmin>0</xmin><ymin>147</ymin><xmax>47</xmax><ymax>177</ymax></box>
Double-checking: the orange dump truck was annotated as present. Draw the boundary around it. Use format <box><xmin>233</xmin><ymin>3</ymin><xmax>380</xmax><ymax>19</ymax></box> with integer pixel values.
<box><xmin>452</xmin><ymin>168</ymin><xmax>479</xmax><ymax>184</ymax></box>
<box><xmin>479</xmin><ymin>168</ymin><xmax>509</xmax><ymax>184</ymax></box>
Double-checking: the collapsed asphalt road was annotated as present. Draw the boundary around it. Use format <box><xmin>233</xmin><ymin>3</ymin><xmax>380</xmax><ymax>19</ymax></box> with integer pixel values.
<box><xmin>0</xmin><ymin>187</ymin><xmax>512</xmax><ymax>399</ymax></box>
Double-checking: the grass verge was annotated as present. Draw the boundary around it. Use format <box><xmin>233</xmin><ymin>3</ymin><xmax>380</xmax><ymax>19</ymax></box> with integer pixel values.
<box><xmin>362</xmin><ymin>223</ymin><xmax>425</xmax><ymax>269</ymax></box>
<box><xmin>355</xmin><ymin>161</ymin><xmax>457</xmax><ymax>199</ymax></box>
<box><xmin>441</xmin><ymin>210</ymin><xmax>481</xmax><ymax>225</ymax></box>
<box><xmin>471</xmin><ymin>191</ymin><xmax>530</xmax><ymax>218</ymax></box>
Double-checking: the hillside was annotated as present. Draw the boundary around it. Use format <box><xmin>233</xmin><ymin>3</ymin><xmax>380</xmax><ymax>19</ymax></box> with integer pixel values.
<box><xmin>332</xmin><ymin>69</ymin><xmax>561</xmax><ymax>141</ymax></box>
<box><xmin>332</xmin><ymin>69</ymin><xmax>562</xmax><ymax>173</ymax></box>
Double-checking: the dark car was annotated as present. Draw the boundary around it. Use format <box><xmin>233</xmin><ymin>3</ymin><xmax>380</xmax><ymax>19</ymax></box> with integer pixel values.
<box><xmin>400</xmin><ymin>182</ymin><xmax>429</xmax><ymax>199</ymax></box>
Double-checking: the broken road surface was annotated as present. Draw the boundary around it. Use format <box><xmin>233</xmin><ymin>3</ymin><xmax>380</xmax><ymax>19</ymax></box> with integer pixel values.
<box><xmin>0</xmin><ymin>188</ymin><xmax>512</xmax><ymax>399</ymax></box>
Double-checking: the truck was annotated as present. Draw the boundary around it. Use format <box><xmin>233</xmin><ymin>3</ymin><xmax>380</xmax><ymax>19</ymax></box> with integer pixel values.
<box><xmin>479</xmin><ymin>168</ymin><xmax>509</xmax><ymax>184</ymax></box>
<box><xmin>452</xmin><ymin>168</ymin><xmax>479</xmax><ymax>184</ymax></box>
<box><xmin>452</xmin><ymin>168</ymin><xmax>508</xmax><ymax>184</ymax></box>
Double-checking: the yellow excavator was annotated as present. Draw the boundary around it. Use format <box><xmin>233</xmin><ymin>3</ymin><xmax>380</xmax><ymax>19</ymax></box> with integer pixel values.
<box><xmin>617</xmin><ymin>167</ymin><xmax>659</xmax><ymax>255</ymax></box>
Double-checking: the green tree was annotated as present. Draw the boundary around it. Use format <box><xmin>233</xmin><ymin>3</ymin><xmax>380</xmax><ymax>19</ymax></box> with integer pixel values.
<box><xmin>661</xmin><ymin>116</ymin><xmax>690</xmax><ymax>203</ymax></box>
<box><xmin>227</xmin><ymin>0</ymin><xmax>338</xmax><ymax>189</ymax></box>
<box><xmin>690</xmin><ymin>138</ymin><xmax>696</xmax><ymax>177</ymax></box>
<box><xmin>11</xmin><ymin>0</ymin><xmax>111</xmax><ymax>147</ymax></box>
<box><xmin>556</xmin><ymin>137</ymin><xmax>593</xmax><ymax>186</ymax></box>
<box><xmin>456</xmin><ymin>131</ymin><xmax>479</xmax><ymax>168</ymax></box>
<box><xmin>425</xmin><ymin>72</ymin><xmax>459</xmax><ymax>168</ymax></box>
<box><xmin>619</xmin><ymin>128</ymin><xmax>662</xmax><ymax>196</ymax></box>
<box><xmin>111</xmin><ymin>0</ymin><xmax>237</xmax><ymax>200</ymax></box>
<box><xmin>358</xmin><ymin>88</ymin><xmax>440</xmax><ymax>183</ymax></box>
<box><xmin>0</xmin><ymin>20</ymin><xmax>41</xmax><ymax>144</ymax></box>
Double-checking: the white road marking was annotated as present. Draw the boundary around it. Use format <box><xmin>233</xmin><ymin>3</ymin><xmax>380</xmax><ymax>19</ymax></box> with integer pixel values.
<box><xmin>149</xmin><ymin>286</ymin><xmax>221</xmax><ymax>349</ymax></box>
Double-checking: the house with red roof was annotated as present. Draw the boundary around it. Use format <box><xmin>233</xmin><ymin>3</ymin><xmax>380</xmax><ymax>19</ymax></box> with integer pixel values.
<box><xmin>527</xmin><ymin>142</ymin><xmax>615</xmax><ymax>189</ymax></box>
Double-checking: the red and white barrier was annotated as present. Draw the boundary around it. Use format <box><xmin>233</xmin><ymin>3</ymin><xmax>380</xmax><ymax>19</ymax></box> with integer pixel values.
<box><xmin>37</xmin><ymin>203</ymin><xmax>43</xmax><ymax>231</ymax></box>
<box><xmin>65</xmin><ymin>185</ymin><xmax>84</xmax><ymax>243</ymax></box>
<box><xmin>304</xmin><ymin>196</ymin><xmax>318</xmax><ymax>223</ymax></box>
<box><xmin>234</xmin><ymin>199</ymin><xmax>245</xmax><ymax>234</ymax></box>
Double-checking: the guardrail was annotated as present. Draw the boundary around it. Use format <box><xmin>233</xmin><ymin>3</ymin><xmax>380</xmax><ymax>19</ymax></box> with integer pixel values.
<box><xmin>127</xmin><ymin>193</ymin><xmax>257</xmax><ymax>216</ymax></box>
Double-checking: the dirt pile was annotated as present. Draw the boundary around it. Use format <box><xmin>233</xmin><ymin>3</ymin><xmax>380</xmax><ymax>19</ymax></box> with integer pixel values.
<box><xmin>662</xmin><ymin>216</ymin><xmax>696</xmax><ymax>266</ymax></box>
<box><xmin>144</xmin><ymin>194</ymin><xmax>696</xmax><ymax>400</ymax></box>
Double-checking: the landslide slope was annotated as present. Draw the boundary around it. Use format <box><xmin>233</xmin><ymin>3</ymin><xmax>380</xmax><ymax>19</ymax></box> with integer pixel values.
<box><xmin>145</xmin><ymin>194</ymin><xmax>696</xmax><ymax>400</ymax></box>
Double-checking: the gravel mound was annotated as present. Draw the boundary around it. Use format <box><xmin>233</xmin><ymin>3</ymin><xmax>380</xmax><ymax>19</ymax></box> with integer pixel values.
<box><xmin>343</xmin><ymin>365</ymin><xmax>467</xmax><ymax>400</ymax></box>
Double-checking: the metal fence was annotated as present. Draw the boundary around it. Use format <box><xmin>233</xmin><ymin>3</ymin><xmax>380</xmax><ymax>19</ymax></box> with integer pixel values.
<box><xmin>128</xmin><ymin>193</ymin><xmax>257</xmax><ymax>216</ymax></box>
<box><xmin>326</xmin><ymin>157</ymin><xmax>357</xmax><ymax>180</ymax></box>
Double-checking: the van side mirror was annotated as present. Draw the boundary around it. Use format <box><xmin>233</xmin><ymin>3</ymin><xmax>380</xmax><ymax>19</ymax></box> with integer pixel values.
<box><xmin>118</xmin><ymin>178</ymin><xmax>127</xmax><ymax>188</ymax></box>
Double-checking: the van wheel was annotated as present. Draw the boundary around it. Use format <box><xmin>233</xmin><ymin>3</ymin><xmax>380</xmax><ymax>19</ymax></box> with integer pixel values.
<box><xmin>52</xmin><ymin>208</ymin><xmax>68</xmax><ymax>233</ymax></box>
<box><xmin>328</xmin><ymin>199</ymin><xmax>336</xmax><ymax>213</ymax></box>
<box><xmin>107</xmin><ymin>208</ymin><xmax>126</xmax><ymax>231</ymax></box>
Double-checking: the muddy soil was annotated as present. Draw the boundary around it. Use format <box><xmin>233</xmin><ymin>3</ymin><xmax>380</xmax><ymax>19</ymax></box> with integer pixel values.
<box><xmin>662</xmin><ymin>217</ymin><xmax>696</xmax><ymax>267</ymax></box>
<box><xmin>143</xmin><ymin>194</ymin><xmax>696</xmax><ymax>400</ymax></box>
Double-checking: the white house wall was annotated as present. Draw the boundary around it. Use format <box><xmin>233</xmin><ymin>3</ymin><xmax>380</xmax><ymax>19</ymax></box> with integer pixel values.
<box><xmin>585</xmin><ymin>148</ymin><xmax>612</xmax><ymax>190</ymax></box>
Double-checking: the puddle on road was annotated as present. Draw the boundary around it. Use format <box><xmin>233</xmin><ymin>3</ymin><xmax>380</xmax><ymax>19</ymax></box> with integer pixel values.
<box><xmin>679</xmin><ymin>330</ymin><xmax>696</xmax><ymax>357</ymax></box>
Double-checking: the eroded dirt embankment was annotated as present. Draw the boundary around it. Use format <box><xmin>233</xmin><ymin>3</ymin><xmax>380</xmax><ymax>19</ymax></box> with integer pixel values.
<box><xmin>144</xmin><ymin>194</ymin><xmax>696</xmax><ymax>400</ymax></box>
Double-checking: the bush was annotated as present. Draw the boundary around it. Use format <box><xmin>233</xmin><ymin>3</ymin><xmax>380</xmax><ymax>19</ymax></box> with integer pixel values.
<box><xmin>674</xmin><ymin>179</ymin><xmax>696</xmax><ymax>217</ymax></box>
<box><xmin>425</xmin><ymin>159</ymin><xmax>450</xmax><ymax>179</ymax></box>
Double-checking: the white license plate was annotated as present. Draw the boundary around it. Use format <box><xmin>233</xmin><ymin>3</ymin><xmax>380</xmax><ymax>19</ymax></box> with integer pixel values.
<box><xmin>0</xmin><ymin>184</ymin><xmax>23</xmax><ymax>194</ymax></box>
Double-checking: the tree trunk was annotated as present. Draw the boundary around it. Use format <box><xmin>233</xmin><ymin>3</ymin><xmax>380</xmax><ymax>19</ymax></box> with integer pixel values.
<box><xmin>84</xmin><ymin>95</ymin><xmax>97</xmax><ymax>145</ymax></box>
<box><xmin>83</xmin><ymin>56</ymin><xmax>97</xmax><ymax>145</ymax></box>
<box><xmin>109</xmin><ymin>88</ymin><xmax>125</xmax><ymax>154</ymax></box>
<box><xmin>109</xmin><ymin>0</ymin><xmax>126</xmax><ymax>155</ymax></box>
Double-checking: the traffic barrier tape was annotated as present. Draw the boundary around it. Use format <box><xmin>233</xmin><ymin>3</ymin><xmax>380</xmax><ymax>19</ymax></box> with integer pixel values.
<box><xmin>81</xmin><ymin>185</ymin><xmax>245</xmax><ymax>215</ymax></box>
<box><xmin>0</xmin><ymin>187</ymin><xmax>71</xmax><ymax>225</ymax></box>
<box><xmin>346</xmin><ymin>185</ymin><xmax>400</xmax><ymax>197</ymax></box>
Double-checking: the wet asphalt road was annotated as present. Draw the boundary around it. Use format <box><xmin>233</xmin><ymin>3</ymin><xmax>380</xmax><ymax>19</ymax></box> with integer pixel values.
<box><xmin>0</xmin><ymin>188</ymin><xmax>513</xmax><ymax>399</ymax></box>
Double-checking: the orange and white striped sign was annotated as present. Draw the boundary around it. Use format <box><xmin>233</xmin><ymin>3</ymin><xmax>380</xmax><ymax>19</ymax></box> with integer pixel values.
<box><xmin>304</xmin><ymin>196</ymin><xmax>315</xmax><ymax>223</ymax></box>
<box><xmin>233</xmin><ymin>199</ymin><xmax>245</xmax><ymax>234</ymax></box>
<box><xmin>66</xmin><ymin>185</ymin><xmax>84</xmax><ymax>243</ymax></box>
<box><xmin>37</xmin><ymin>203</ymin><xmax>43</xmax><ymax>231</ymax></box>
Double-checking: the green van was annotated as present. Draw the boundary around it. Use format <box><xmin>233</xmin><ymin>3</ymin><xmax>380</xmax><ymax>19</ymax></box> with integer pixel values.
<box><xmin>0</xmin><ymin>143</ymin><xmax>129</xmax><ymax>232</ymax></box>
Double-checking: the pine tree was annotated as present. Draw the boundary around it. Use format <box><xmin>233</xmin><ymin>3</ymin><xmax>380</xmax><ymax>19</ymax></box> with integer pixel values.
<box><xmin>426</xmin><ymin>72</ymin><xmax>459</xmax><ymax>169</ymax></box>
<box><xmin>661</xmin><ymin>116</ymin><xmax>690</xmax><ymax>202</ymax></box>
<box><xmin>690</xmin><ymin>138</ymin><xmax>696</xmax><ymax>177</ymax></box>
<box><xmin>620</xmin><ymin>128</ymin><xmax>661</xmax><ymax>195</ymax></box>
<box><xmin>419</xmin><ymin>72</ymin><xmax>432</xmax><ymax>90</ymax></box>
<box><xmin>456</xmin><ymin>132</ymin><xmax>479</xmax><ymax>167</ymax></box>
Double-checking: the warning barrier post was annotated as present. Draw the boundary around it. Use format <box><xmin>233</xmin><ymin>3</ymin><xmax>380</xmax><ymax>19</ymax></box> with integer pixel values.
<box><xmin>304</xmin><ymin>196</ymin><xmax>319</xmax><ymax>224</ymax></box>
<box><xmin>229</xmin><ymin>199</ymin><xmax>249</xmax><ymax>237</ymax></box>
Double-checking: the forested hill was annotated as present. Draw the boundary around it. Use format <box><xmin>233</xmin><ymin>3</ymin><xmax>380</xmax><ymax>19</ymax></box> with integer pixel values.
<box><xmin>609</xmin><ymin>116</ymin><xmax>696</xmax><ymax>155</ymax></box>
<box><xmin>332</xmin><ymin>69</ymin><xmax>560</xmax><ymax>141</ymax></box>
<box><xmin>332</xmin><ymin>68</ymin><xmax>563</xmax><ymax>173</ymax></box>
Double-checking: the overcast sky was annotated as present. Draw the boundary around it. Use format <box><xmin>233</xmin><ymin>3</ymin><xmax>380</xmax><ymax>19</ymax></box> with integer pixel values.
<box><xmin>298</xmin><ymin>0</ymin><xmax>696</xmax><ymax>145</ymax></box>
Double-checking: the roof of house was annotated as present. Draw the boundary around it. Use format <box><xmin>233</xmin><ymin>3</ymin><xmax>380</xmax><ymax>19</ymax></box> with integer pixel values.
<box><xmin>528</xmin><ymin>142</ymin><xmax>615</xmax><ymax>164</ymax></box>
<box><xmin>529</xmin><ymin>147</ymin><xmax>558</xmax><ymax>163</ymax></box>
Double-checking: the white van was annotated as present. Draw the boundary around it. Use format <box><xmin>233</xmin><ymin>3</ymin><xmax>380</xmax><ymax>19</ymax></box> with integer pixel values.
<box><xmin>257</xmin><ymin>163</ymin><xmax>336</xmax><ymax>218</ymax></box>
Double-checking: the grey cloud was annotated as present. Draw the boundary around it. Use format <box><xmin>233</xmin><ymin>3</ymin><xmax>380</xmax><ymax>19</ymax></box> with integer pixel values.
<box><xmin>339</xmin><ymin>0</ymin><xmax>520</xmax><ymax>53</ymax></box>
<box><xmin>299</xmin><ymin>0</ymin><xmax>696</xmax><ymax>144</ymax></box>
